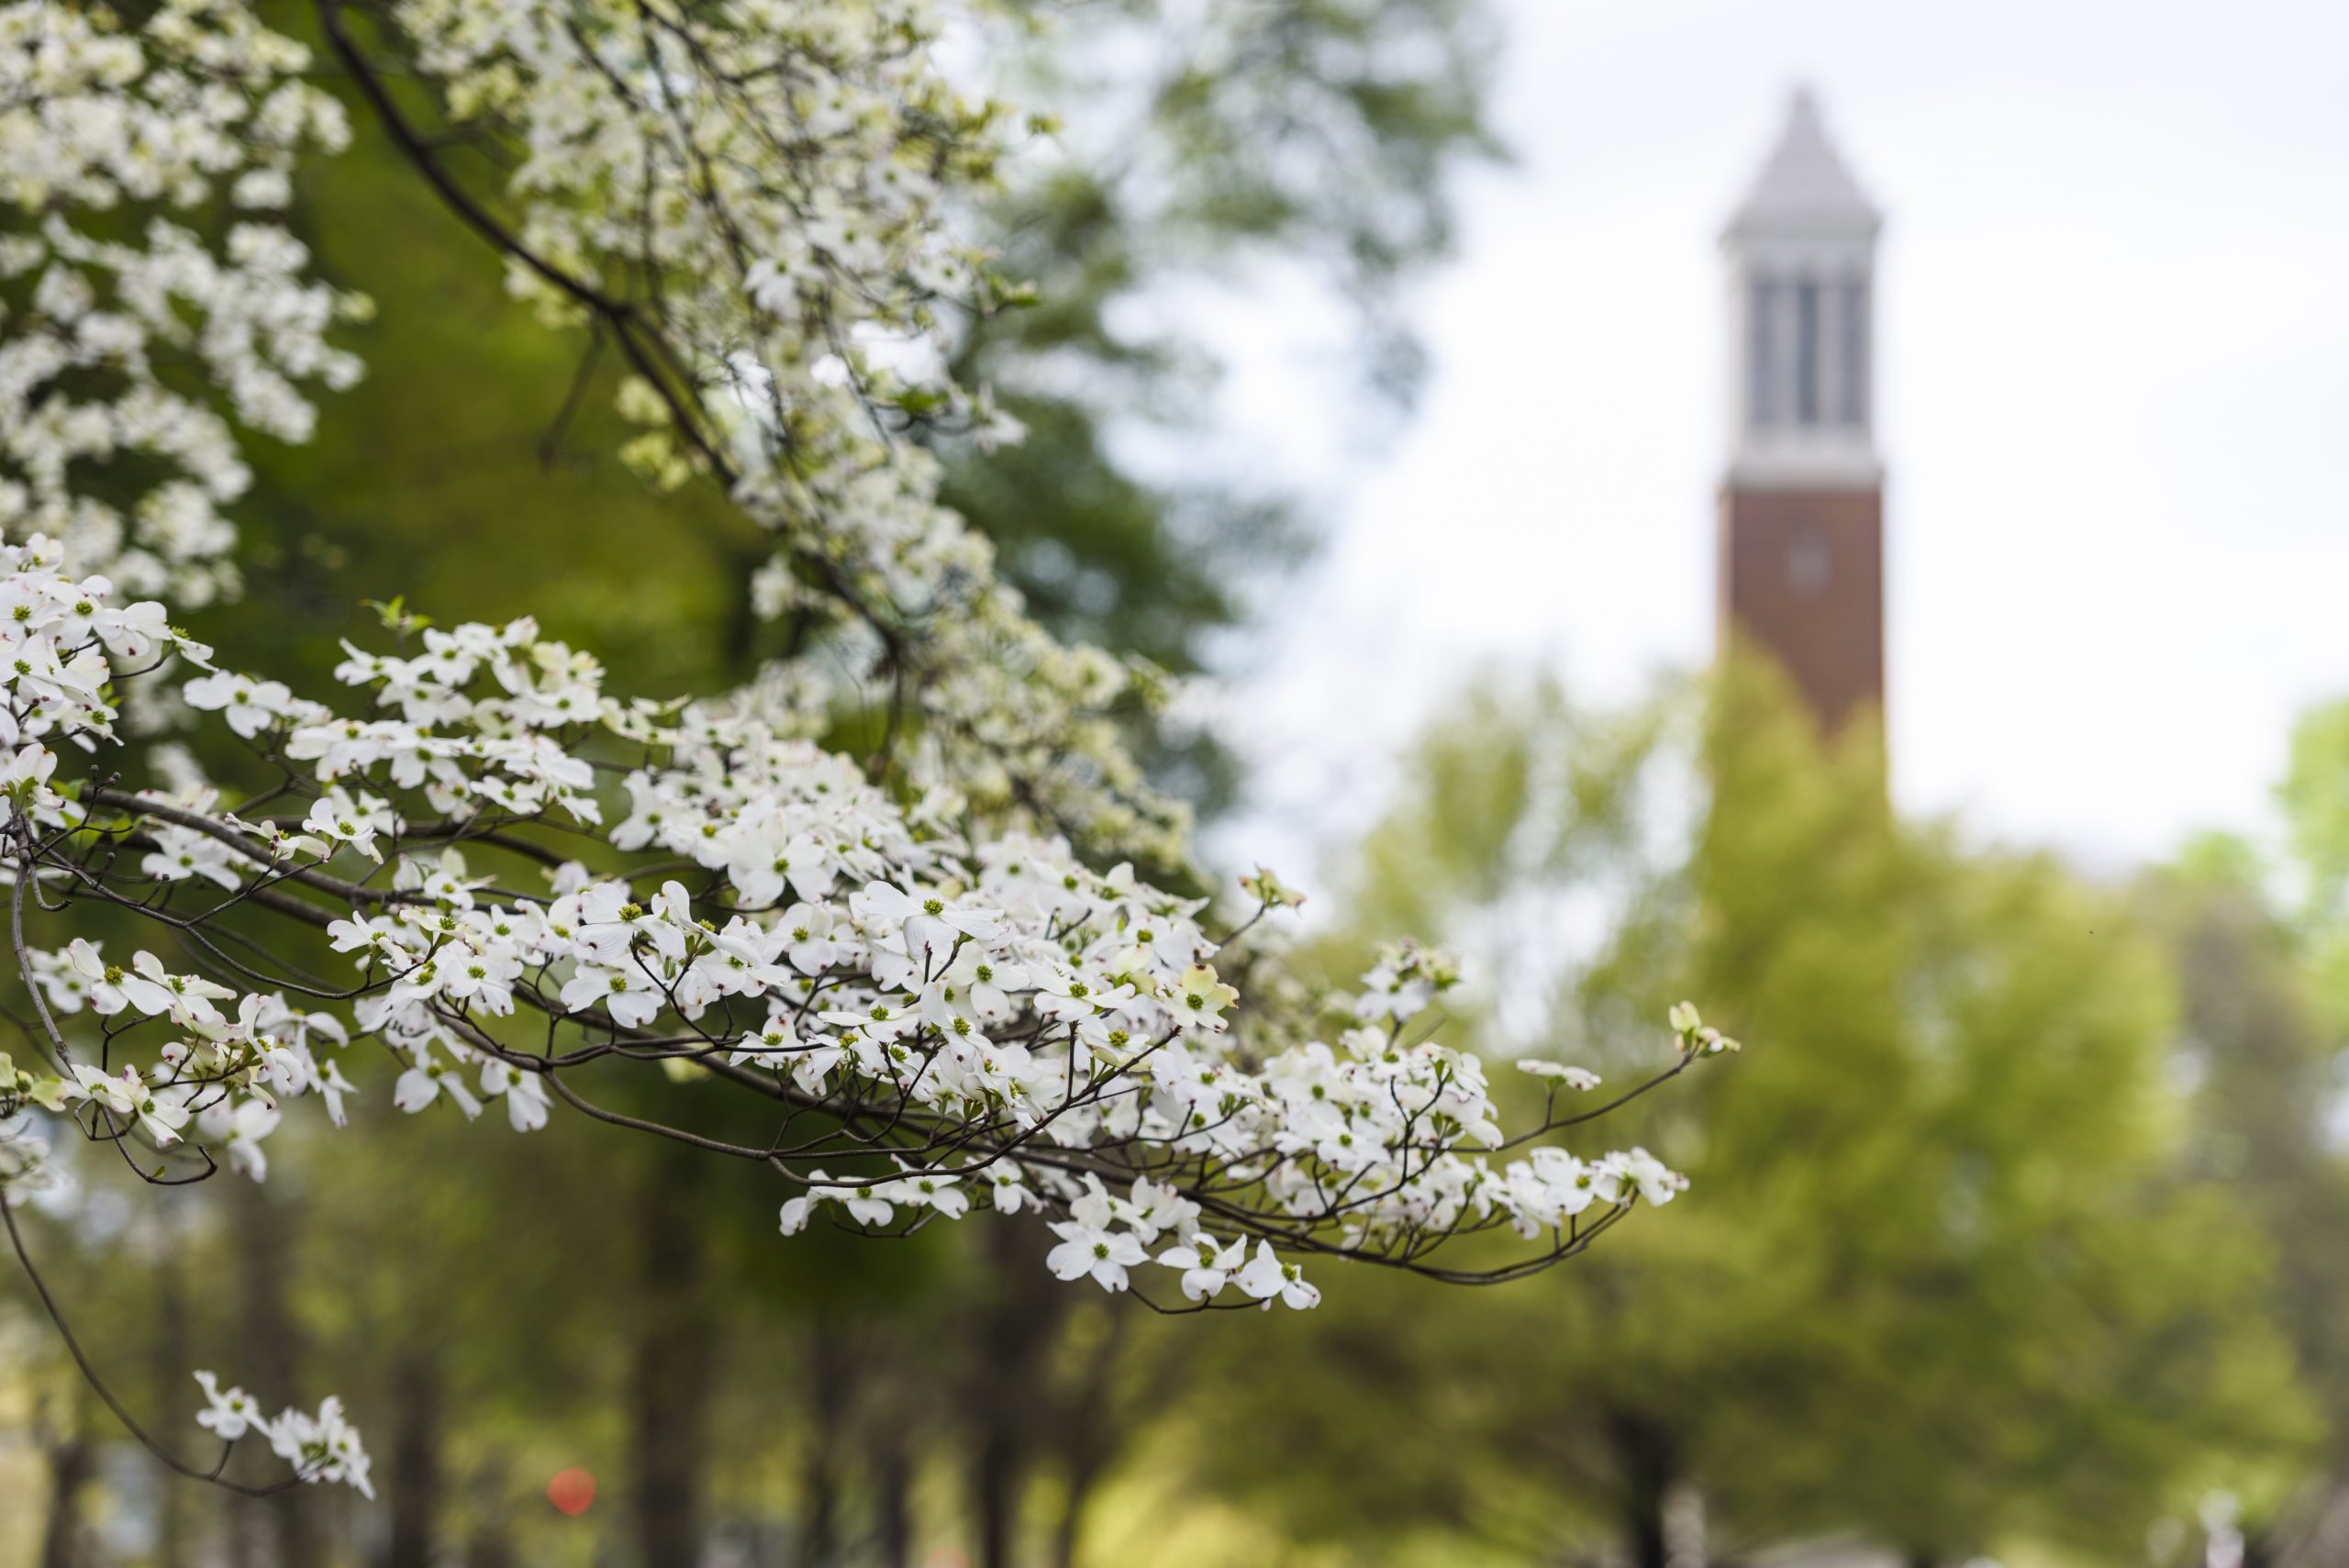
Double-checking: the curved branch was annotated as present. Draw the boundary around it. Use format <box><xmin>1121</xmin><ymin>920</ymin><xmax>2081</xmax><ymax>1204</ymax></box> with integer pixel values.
<box><xmin>1</xmin><ymin>1197</ymin><xmax>300</xmax><ymax>1498</ymax></box>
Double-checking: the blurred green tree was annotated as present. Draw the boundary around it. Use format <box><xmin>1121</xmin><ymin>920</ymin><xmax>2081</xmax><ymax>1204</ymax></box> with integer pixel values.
<box><xmin>2276</xmin><ymin>696</ymin><xmax>2349</xmax><ymax>1040</ymax></box>
<box><xmin>2142</xmin><ymin>702</ymin><xmax>2349</xmax><ymax>1564</ymax></box>
<box><xmin>935</xmin><ymin>0</ymin><xmax>1502</xmax><ymax>816</ymax></box>
<box><xmin>1186</xmin><ymin>659</ymin><xmax>2311</xmax><ymax>1568</ymax></box>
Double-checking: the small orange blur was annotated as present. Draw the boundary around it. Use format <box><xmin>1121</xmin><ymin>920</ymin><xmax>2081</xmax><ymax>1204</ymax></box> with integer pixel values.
<box><xmin>546</xmin><ymin>1467</ymin><xmax>596</xmax><ymax>1517</ymax></box>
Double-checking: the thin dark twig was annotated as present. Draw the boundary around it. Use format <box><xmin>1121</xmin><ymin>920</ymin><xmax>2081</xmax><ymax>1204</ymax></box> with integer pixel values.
<box><xmin>1</xmin><ymin>1197</ymin><xmax>300</xmax><ymax>1497</ymax></box>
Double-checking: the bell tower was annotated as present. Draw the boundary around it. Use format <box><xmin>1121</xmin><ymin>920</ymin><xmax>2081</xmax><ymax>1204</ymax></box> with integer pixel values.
<box><xmin>1718</xmin><ymin>89</ymin><xmax>1884</xmax><ymax>733</ymax></box>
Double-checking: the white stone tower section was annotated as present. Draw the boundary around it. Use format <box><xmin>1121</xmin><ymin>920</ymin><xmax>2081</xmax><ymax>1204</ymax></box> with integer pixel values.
<box><xmin>1721</xmin><ymin>87</ymin><xmax>1883</xmax><ymax>490</ymax></box>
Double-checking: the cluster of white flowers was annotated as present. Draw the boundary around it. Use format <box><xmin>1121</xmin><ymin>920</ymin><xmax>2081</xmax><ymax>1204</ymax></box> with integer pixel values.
<box><xmin>364</xmin><ymin>0</ymin><xmax>1186</xmax><ymax>860</ymax></box>
<box><xmin>0</xmin><ymin>0</ymin><xmax>1733</xmax><ymax>1504</ymax></box>
<box><xmin>0</xmin><ymin>1</ymin><xmax>365</xmax><ymax>606</ymax></box>
<box><xmin>25</xmin><ymin>934</ymin><xmax>353</xmax><ymax>1173</ymax></box>
<box><xmin>2</xmin><ymin>0</ymin><xmax>1175</xmax><ymax>855</ymax></box>
<box><xmin>0</xmin><ymin>539</ymin><xmax>1716</xmax><ymax>1340</ymax></box>
<box><xmin>195</xmin><ymin>1371</ymin><xmax>372</xmax><ymax>1497</ymax></box>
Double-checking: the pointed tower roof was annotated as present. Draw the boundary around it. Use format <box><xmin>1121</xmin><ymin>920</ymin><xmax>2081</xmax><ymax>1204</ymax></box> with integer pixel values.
<box><xmin>1724</xmin><ymin>87</ymin><xmax>1879</xmax><ymax>241</ymax></box>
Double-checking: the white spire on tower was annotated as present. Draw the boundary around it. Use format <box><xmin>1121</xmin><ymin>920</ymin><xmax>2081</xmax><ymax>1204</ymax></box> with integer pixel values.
<box><xmin>1726</xmin><ymin>87</ymin><xmax>1880</xmax><ymax>239</ymax></box>
<box><xmin>1721</xmin><ymin>88</ymin><xmax>1883</xmax><ymax>488</ymax></box>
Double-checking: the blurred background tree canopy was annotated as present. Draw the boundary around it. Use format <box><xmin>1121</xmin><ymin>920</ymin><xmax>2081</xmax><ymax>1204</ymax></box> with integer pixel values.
<box><xmin>1175</xmin><ymin>662</ymin><xmax>2316</xmax><ymax>1568</ymax></box>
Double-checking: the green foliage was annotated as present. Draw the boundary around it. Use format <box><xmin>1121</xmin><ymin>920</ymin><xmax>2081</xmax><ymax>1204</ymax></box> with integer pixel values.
<box><xmin>2272</xmin><ymin>697</ymin><xmax>2349</xmax><ymax>1040</ymax></box>
<box><xmin>2146</xmin><ymin>844</ymin><xmax>2349</xmax><ymax>1485</ymax></box>
<box><xmin>2157</xmin><ymin>696</ymin><xmax>2349</xmax><ymax>1554</ymax></box>
<box><xmin>930</xmin><ymin>0</ymin><xmax>1500</xmax><ymax>818</ymax></box>
<box><xmin>2280</xmin><ymin>697</ymin><xmax>2349</xmax><ymax>921</ymax></box>
<box><xmin>201</xmin><ymin>71</ymin><xmax>756</xmax><ymax>698</ymax></box>
<box><xmin>1189</xmin><ymin>660</ymin><xmax>2313</xmax><ymax>1567</ymax></box>
<box><xmin>1345</xmin><ymin>673</ymin><xmax>1672</xmax><ymax>922</ymax></box>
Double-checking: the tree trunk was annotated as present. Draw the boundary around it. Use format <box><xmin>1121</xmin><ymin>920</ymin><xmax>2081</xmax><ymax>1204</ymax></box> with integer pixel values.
<box><xmin>794</xmin><ymin>1320</ymin><xmax>849</xmax><ymax>1568</ymax></box>
<box><xmin>870</xmin><ymin>1429</ymin><xmax>912</xmax><ymax>1568</ymax></box>
<box><xmin>39</xmin><ymin>1421</ymin><xmax>93</xmax><ymax>1568</ymax></box>
<box><xmin>973</xmin><ymin>1422</ymin><xmax>1019</xmax><ymax>1568</ymax></box>
<box><xmin>964</xmin><ymin>1226</ymin><xmax>1077</xmax><ymax>1568</ymax></box>
<box><xmin>1045</xmin><ymin>1313</ymin><xmax>1127</xmax><ymax>1568</ymax></box>
<box><xmin>154</xmin><ymin>1258</ymin><xmax>193</xmax><ymax>1568</ymax></box>
<box><xmin>1605</xmin><ymin>1408</ymin><xmax>1679</xmax><ymax>1568</ymax></box>
<box><xmin>631</xmin><ymin>1151</ymin><xmax>714</xmax><ymax>1568</ymax></box>
<box><xmin>1048</xmin><ymin>1474</ymin><xmax>1088</xmax><ymax>1568</ymax></box>
<box><xmin>234</xmin><ymin>1178</ymin><xmax>318</xmax><ymax>1567</ymax></box>
<box><xmin>384</xmin><ymin>1345</ymin><xmax>442</xmax><ymax>1568</ymax></box>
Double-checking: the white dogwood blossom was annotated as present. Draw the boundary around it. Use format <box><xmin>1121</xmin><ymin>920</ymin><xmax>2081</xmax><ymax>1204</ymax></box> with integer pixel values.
<box><xmin>0</xmin><ymin>539</ymin><xmax>1724</xmax><ymax>1492</ymax></box>
<box><xmin>0</xmin><ymin>0</ymin><xmax>364</xmax><ymax>605</ymax></box>
<box><xmin>194</xmin><ymin>1372</ymin><xmax>373</xmax><ymax>1497</ymax></box>
<box><xmin>0</xmin><ymin>0</ymin><xmax>1734</xmax><ymax>1505</ymax></box>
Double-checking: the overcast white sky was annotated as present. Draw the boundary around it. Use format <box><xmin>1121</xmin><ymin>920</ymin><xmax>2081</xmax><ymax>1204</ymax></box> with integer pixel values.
<box><xmin>1195</xmin><ymin>0</ymin><xmax>2349</xmax><ymax>881</ymax></box>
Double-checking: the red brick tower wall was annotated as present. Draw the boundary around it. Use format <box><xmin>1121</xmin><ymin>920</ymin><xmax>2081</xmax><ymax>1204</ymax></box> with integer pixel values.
<box><xmin>1717</xmin><ymin>485</ymin><xmax>1884</xmax><ymax>733</ymax></box>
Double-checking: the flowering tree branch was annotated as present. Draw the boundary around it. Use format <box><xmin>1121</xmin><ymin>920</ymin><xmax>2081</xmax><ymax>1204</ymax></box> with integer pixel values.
<box><xmin>2</xmin><ymin>1195</ymin><xmax>366</xmax><ymax>1496</ymax></box>
<box><xmin>0</xmin><ymin>0</ymin><xmax>1735</xmax><ymax>1502</ymax></box>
